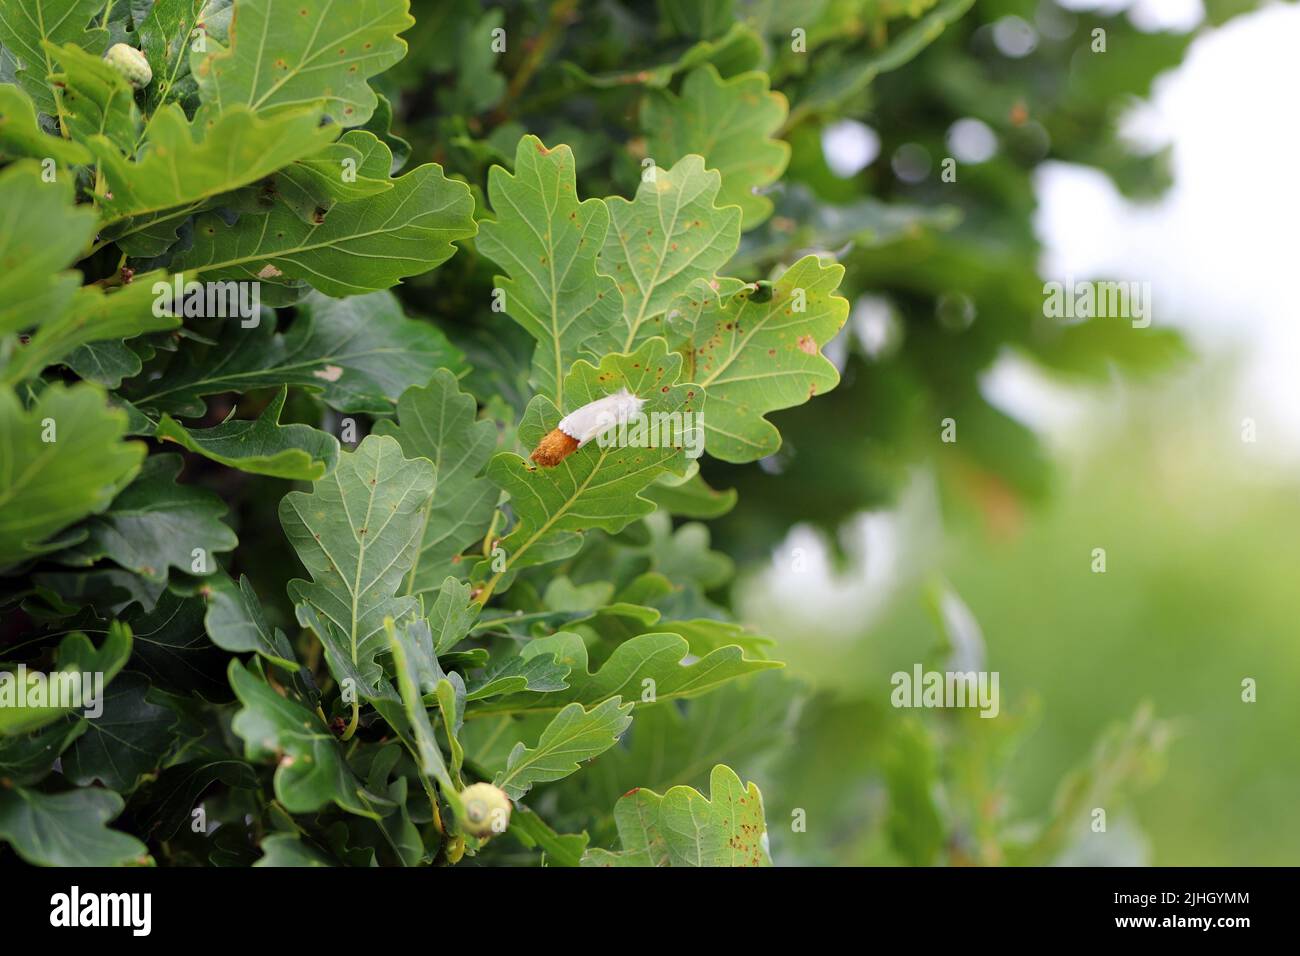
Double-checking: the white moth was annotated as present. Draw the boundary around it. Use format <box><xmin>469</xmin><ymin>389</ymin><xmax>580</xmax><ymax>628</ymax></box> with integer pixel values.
<box><xmin>530</xmin><ymin>388</ymin><xmax>646</xmax><ymax>467</ymax></box>
<box><xmin>557</xmin><ymin>388</ymin><xmax>646</xmax><ymax>445</ymax></box>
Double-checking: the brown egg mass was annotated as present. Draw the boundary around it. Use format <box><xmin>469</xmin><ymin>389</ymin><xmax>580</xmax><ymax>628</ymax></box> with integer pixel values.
<box><xmin>530</xmin><ymin>428</ymin><xmax>580</xmax><ymax>467</ymax></box>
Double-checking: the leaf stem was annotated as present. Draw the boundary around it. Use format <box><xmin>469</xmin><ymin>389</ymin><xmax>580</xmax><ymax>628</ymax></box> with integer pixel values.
<box><xmin>340</xmin><ymin>697</ymin><xmax>360</xmax><ymax>740</ymax></box>
<box><xmin>492</xmin><ymin>0</ymin><xmax>578</xmax><ymax>124</ymax></box>
<box><xmin>474</xmin><ymin>446</ymin><xmax>610</xmax><ymax>605</ymax></box>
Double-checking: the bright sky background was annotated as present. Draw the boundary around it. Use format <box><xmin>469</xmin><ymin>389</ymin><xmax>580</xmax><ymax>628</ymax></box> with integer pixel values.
<box><xmin>745</xmin><ymin>0</ymin><xmax>1300</xmax><ymax>632</ymax></box>
<box><xmin>990</xmin><ymin>0</ymin><xmax>1300</xmax><ymax>455</ymax></box>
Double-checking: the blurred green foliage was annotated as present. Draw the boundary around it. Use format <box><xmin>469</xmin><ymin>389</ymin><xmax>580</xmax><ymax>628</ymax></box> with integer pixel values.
<box><xmin>755</xmin><ymin>373</ymin><xmax>1300</xmax><ymax>865</ymax></box>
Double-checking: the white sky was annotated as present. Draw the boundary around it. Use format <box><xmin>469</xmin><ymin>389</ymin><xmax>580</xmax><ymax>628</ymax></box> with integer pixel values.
<box><xmin>991</xmin><ymin>0</ymin><xmax>1300</xmax><ymax>451</ymax></box>
<box><xmin>750</xmin><ymin>0</ymin><xmax>1300</xmax><ymax>629</ymax></box>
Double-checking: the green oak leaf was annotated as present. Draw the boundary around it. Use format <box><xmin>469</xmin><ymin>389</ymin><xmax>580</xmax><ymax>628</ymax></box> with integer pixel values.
<box><xmin>156</xmin><ymin>386</ymin><xmax>340</xmax><ymax>480</ymax></box>
<box><xmin>0</xmin><ymin>0</ymin><xmax>108</xmax><ymax>116</ymax></box>
<box><xmin>125</xmin><ymin>590</ymin><xmax>231</xmax><ymax>699</ymax></box>
<box><xmin>126</xmin><ymin>289</ymin><xmax>463</xmax><ymax>417</ymax></box>
<box><xmin>168</xmin><ymin>138</ymin><xmax>475</xmax><ymax>296</ymax></box>
<box><xmin>0</xmin><ymin>719</ymin><xmax>87</xmax><ymax>786</ymax></box>
<box><xmin>0</xmin><ymin>383</ymin><xmax>144</xmax><ymax>571</ymax></box>
<box><xmin>783</xmin><ymin>0</ymin><xmax>975</xmax><ymax>128</ymax></box>
<box><xmin>643</xmin><ymin>64</ymin><xmax>790</xmax><ymax>229</ymax></box>
<box><xmin>644</xmin><ymin>466</ymin><xmax>737</xmax><ymax>518</ymax></box>
<box><xmin>54</xmin><ymin>453</ymin><xmax>237</xmax><ymax>582</ymax></box>
<box><xmin>63</xmin><ymin>338</ymin><xmax>149</xmax><ymax>388</ymax></box>
<box><xmin>0</xmin><ymin>622</ymin><xmax>132</xmax><ymax>736</ymax></box>
<box><xmin>563</xmin><ymin>21</ymin><xmax>762</xmax><ymax>90</ymax></box>
<box><xmin>439</xmin><ymin>7</ymin><xmax>505</xmax><ymax>115</ymax></box>
<box><xmin>881</xmin><ymin>718</ymin><xmax>946</xmax><ymax>865</ymax></box>
<box><xmin>62</xmin><ymin>672</ymin><xmax>182</xmax><ymax>792</ymax></box>
<box><xmin>102</xmin><ymin>208</ymin><xmax>200</xmax><ymax>258</ymax></box>
<box><xmin>509</xmin><ymin>805</ymin><xmax>589</xmax><ymax>867</ymax></box>
<box><xmin>467</xmin><ymin>630</ymin><xmax>779</xmax><ymax>717</ymax></box>
<box><xmin>582</xmin><ymin>763</ymin><xmax>772</xmax><ymax>866</ymax></box>
<box><xmin>661</xmin><ymin>274</ymin><xmax>746</xmax><ymax>343</ymax></box>
<box><xmin>89</xmin><ymin>103</ymin><xmax>339</xmax><ymax>223</ymax></box>
<box><xmin>645</xmin><ymin>515</ymin><xmax>734</xmax><ymax>590</ymax></box>
<box><xmin>459</xmin><ymin>711</ymin><xmax>535</xmax><ymax>774</ymax></box>
<box><xmin>373</xmin><ymin>369</ymin><xmax>500</xmax><ymax>597</ymax></box>
<box><xmin>661</xmin><ymin>0</ymin><xmax>734</xmax><ymax>40</ymax></box>
<box><xmin>434</xmin><ymin>673</ymin><xmax>466</xmax><ymax>785</ymax></box>
<box><xmin>493</xmin><ymin>697</ymin><xmax>634</xmax><ymax>800</ymax></box>
<box><xmin>140</xmin><ymin>758</ymin><xmax>259</xmax><ymax>841</ymax></box>
<box><xmin>280</xmin><ymin>434</ymin><xmax>435</xmax><ymax>700</ymax></box>
<box><xmin>674</xmin><ymin>254</ymin><xmax>849</xmax><ymax>462</ymax></box>
<box><xmin>43</xmin><ymin>41</ymin><xmax>141</xmax><ymax>154</ymax></box>
<box><xmin>427</xmin><ymin>575</ymin><xmax>479</xmax><ymax>655</ymax></box>
<box><xmin>465</xmin><ymin>649</ymin><xmax>571</xmax><ymax>702</ymax></box>
<box><xmin>385</xmin><ymin>617</ymin><xmax>454</xmax><ymax>793</ymax></box>
<box><xmin>359</xmin><ymin>91</ymin><xmax>410</xmax><ymax>173</ymax></box>
<box><xmin>193</xmin><ymin>0</ymin><xmax>414</xmax><ymax>127</ymax></box>
<box><xmin>137</xmin><ymin>0</ymin><xmax>207</xmax><ymax>111</ymax></box>
<box><xmin>0</xmin><ymin>161</ymin><xmax>95</xmax><ymax>343</ymax></box>
<box><xmin>653</xmin><ymin>617</ymin><xmax>774</xmax><ymax>659</ymax></box>
<box><xmin>193</xmin><ymin>0</ymin><xmax>234</xmax><ymax>43</ymax></box>
<box><xmin>2</xmin><ymin>270</ymin><xmax>181</xmax><ymax>386</ymax></box>
<box><xmin>575</xmin><ymin>670</ymin><xmax>801</xmax><ymax>805</ymax></box>
<box><xmin>272</xmin><ymin>130</ymin><xmax>394</xmax><ymax>223</ymax></box>
<box><xmin>0</xmin><ymin>83</ymin><xmax>91</xmax><ymax>163</ymax></box>
<box><xmin>0</xmin><ymin>786</ymin><xmax>148</xmax><ymax>866</ymax></box>
<box><xmin>228</xmin><ymin>659</ymin><xmax>379</xmax><ymax>817</ymax></box>
<box><xmin>477</xmin><ymin>134</ymin><xmax>623</xmax><ymax>407</ymax></box>
<box><xmin>599</xmin><ymin>154</ymin><xmax>741</xmax><ymax>351</ymax></box>
<box><xmin>480</xmin><ymin>338</ymin><xmax>703</xmax><ymax>585</ymax></box>
<box><xmin>378</xmin><ymin>618</ymin><xmax>440</xmax><ymax>695</ymax></box>
<box><xmin>203</xmin><ymin>572</ymin><xmax>299</xmax><ymax>670</ymax></box>
<box><xmin>373</xmin><ymin>776</ymin><xmax>426</xmax><ymax>866</ymax></box>
<box><xmin>29</xmin><ymin>567</ymin><xmax>166</xmax><ymax>618</ymax></box>
<box><xmin>254</xmin><ymin>833</ymin><xmax>336</xmax><ymax>866</ymax></box>
<box><xmin>533</xmin><ymin>579</ymin><xmax>665</xmax><ymax>634</ymax></box>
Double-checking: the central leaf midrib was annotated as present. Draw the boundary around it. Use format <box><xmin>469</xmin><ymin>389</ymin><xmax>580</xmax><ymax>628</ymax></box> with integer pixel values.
<box><xmin>504</xmin><ymin>445</ymin><xmax>611</xmax><ymax>575</ymax></box>
<box><xmin>347</xmin><ymin>447</ymin><xmax>383</xmax><ymax>664</ymax></box>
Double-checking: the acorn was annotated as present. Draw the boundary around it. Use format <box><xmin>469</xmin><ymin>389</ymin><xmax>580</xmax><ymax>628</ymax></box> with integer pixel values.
<box><xmin>104</xmin><ymin>43</ymin><xmax>152</xmax><ymax>90</ymax></box>
<box><xmin>457</xmin><ymin>782</ymin><xmax>512</xmax><ymax>838</ymax></box>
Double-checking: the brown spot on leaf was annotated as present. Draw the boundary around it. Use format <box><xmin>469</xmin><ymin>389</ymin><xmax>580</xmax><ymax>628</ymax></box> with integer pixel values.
<box><xmin>313</xmin><ymin>364</ymin><xmax>344</xmax><ymax>382</ymax></box>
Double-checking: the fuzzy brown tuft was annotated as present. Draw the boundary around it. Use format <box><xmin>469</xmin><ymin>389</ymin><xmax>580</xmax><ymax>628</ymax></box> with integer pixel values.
<box><xmin>530</xmin><ymin>428</ymin><xmax>580</xmax><ymax>467</ymax></box>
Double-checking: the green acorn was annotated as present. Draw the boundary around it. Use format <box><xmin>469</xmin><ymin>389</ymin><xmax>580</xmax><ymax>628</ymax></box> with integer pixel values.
<box><xmin>104</xmin><ymin>43</ymin><xmax>152</xmax><ymax>90</ymax></box>
<box><xmin>457</xmin><ymin>783</ymin><xmax>512</xmax><ymax>838</ymax></box>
